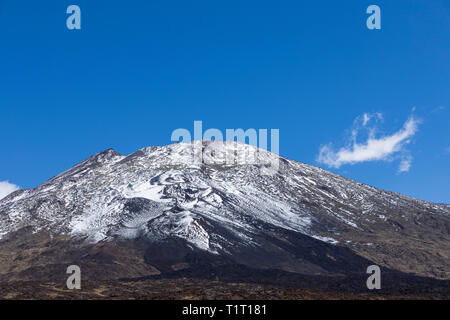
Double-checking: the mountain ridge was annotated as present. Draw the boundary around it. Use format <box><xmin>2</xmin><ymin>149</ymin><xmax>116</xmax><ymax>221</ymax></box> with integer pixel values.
<box><xmin>16</xmin><ymin>143</ymin><xmax>448</xmax><ymax>206</ymax></box>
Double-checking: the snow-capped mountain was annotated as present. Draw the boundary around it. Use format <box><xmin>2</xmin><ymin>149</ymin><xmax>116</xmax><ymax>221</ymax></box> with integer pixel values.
<box><xmin>0</xmin><ymin>141</ymin><xmax>449</xmax><ymax>281</ymax></box>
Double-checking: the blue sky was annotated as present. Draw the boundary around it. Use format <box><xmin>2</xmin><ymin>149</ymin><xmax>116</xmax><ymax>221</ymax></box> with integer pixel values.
<box><xmin>0</xmin><ymin>0</ymin><xmax>449</xmax><ymax>203</ymax></box>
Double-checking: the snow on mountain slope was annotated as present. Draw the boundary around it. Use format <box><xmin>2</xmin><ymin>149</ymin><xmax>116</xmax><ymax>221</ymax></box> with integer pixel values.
<box><xmin>0</xmin><ymin>142</ymin><xmax>311</xmax><ymax>249</ymax></box>
<box><xmin>0</xmin><ymin>141</ymin><xmax>449</xmax><ymax>278</ymax></box>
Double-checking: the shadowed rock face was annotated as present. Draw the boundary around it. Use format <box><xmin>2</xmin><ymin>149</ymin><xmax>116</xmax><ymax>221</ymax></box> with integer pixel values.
<box><xmin>0</xmin><ymin>141</ymin><xmax>449</xmax><ymax>285</ymax></box>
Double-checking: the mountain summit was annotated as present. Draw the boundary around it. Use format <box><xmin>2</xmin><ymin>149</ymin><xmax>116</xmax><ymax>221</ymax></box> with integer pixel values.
<box><xmin>0</xmin><ymin>141</ymin><xmax>449</xmax><ymax>282</ymax></box>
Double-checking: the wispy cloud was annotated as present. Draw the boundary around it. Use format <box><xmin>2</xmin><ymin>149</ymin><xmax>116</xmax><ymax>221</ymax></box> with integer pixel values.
<box><xmin>362</xmin><ymin>112</ymin><xmax>382</xmax><ymax>127</ymax></box>
<box><xmin>0</xmin><ymin>181</ymin><xmax>20</xmax><ymax>200</ymax></box>
<box><xmin>362</xmin><ymin>113</ymin><xmax>370</xmax><ymax>126</ymax></box>
<box><xmin>398</xmin><ymin>155</ymin><xmax>413</xmax><ymax>173</ymax></box>
<box><xmin>317</xmin><ymin>113</ymin><xmax>420</xmax><ymax>172</ymax></box>
<box><xmin>430</xmin><ymin>106</ymin><xmax>445</xmax><ymax>114</ymax></box>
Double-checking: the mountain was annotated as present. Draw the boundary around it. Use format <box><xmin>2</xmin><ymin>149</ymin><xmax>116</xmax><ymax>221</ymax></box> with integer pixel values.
<box><xmin>0</xmin><ymin>141</ymin><xmax>449</xmax><ymax>288</ymax></box>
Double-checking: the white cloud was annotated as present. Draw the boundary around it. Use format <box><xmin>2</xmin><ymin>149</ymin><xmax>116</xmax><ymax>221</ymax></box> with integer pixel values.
<box><xmin>317</xmin><ymin>113</ymin><xmax>420</xmax><ymax>172</ymax></box>
<box><xmin>0</xmin><ymin>181</ymin><xmax>20</xmax><ymax>200</ymax></box>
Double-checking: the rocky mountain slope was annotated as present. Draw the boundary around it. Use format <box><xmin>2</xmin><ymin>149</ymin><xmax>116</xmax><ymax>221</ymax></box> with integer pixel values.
<box><xmin>0</xmin><ymin>141</ymin><xmax>449</xmax><ymax>283</ymax></box>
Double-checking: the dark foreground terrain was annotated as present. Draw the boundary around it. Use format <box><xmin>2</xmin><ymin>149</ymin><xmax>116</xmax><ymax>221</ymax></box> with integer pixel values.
<box><xmin>2</xmin><ymin>266</ymin><xmax>449</xmax><ymax>300</ymax></box>
<box><xmin>1</xmin><ymin>278</ymin><xmax>448</xmax><ymax>300</ymax></box>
